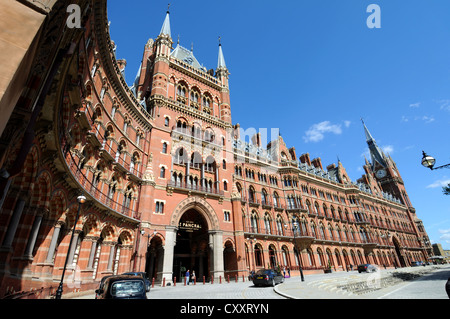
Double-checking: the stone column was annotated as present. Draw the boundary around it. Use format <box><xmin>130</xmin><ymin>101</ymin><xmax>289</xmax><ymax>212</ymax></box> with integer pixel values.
<box><xmin>86</xmin><ymin>237</ymin><xmax>98</xmax><ymax>269</ymax></box>
<box><xmin>106</xmin><ymin>242</ymin><xmax>117</xmax><ymax>272</ymax></box>
<box><xmin>2</xmin><ymin>198</ymin><xmax>26</xmax><ymax>249</ymax></box>
<box><xmin>209</xmin><ymin>230</ymin><xmax>224</xmax><ymax>281</ymax></box>
<box><xmin>160</xmin><ymin>226</ymin><xmax>177</xmax><ymax>285</ymax></box>
<box><xmin>185</xmin><ymin>161</ymin><xmax>190</xmax><ymax>185</ymax></box>
<box><xmin>45</xmin><ymin>222</ymin><xmax>63</xmax><ymax>263</ymax></box>
<box><xmin>201</xmin><ymin>163</ymin><xmax>205</xmax><ymax>187</ymax></box>
<box><xmin>23</xmin><ymin>210</ymin><xmax>44</xmax><ymax>258</ymax></box>
<box><xmin>66</xmin><ymin>230</ymin><xmax>81</xmax><ymax>267</ymax></box>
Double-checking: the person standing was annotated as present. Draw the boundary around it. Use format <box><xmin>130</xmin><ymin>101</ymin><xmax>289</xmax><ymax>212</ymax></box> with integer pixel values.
<box><xmin>185</xmin><ymin>269</ymin><xmax>190</xmax><ymax>285</ymax></box>
<box><xmin>191</xmin><ymin>270</ymin><xmax>196</xmax><ymax>284</ymax></box>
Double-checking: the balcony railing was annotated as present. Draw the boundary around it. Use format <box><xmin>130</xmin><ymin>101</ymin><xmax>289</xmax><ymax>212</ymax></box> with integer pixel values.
<box><xmin>63</xmin><ymin>148</ymin><xmax>141</xmax><ymax>221</ymax></box>
<box><xmin>167</xmin><ymin>181</ymin><xmax>224</xmax><ymax>196</ymax></box>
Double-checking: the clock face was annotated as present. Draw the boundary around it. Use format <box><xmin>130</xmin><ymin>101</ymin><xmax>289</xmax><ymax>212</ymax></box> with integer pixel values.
<box><xmin>376</xmin><ymin>169</ymin><xmax>387</xmax><ymax>178</ymax></box>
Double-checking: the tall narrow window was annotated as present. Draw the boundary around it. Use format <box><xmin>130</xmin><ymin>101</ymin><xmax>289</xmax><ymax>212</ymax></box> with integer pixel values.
<box><xmin>160</xmin><ymin>167</ymin><xmax>166</xmax><ymax>178</ymax></box>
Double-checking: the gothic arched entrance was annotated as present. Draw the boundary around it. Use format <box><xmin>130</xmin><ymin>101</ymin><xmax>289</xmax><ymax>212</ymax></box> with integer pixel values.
<box><xmin>146</xmin><ymin>235</ymin><xmax>164</xmax><ymax>282</ymax></box>
<box><xmin>173</xmin><ymin>208</ymin><xmax>209</xmax><ymax>283</ymax></box>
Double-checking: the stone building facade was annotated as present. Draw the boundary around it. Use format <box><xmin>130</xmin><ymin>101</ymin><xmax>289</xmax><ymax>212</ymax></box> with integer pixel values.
<box><xmin>0</xmin><ymin>0</ymin><xmax>432</xmax><ymax>298</ymax></box>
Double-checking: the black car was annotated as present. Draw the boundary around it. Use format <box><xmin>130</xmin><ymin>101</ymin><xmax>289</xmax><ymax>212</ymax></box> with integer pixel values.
<box><xmin>357</xmin><ymin>264</ymin><xmax>377</xmax><ymax>273</ymax></box>
<box><xmin>410</xmin><ymin>261</ymin><xmax>424</xmax><ymax>267</ymax></box>
<box><xmin>95</xmin><ymin>275</ymin><xmax>147</xmax><ymax>299</ymax></box>
<box><xmin>121</xmin><ymin>272</ymin><xmax>151</xmax><ymax>291</ymax></box>
<box><xmin>252</xmin><ymin>269</ymin><xmax>285</xmax><ymax>287</ymax></box>
<box><xmin>95</xmin><ymin>275</ymin><xmax>114</xmax><ymax>299</ymax></box>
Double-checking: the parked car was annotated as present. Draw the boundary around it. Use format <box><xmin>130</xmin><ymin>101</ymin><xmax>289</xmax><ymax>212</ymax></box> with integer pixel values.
<box><xmin>95</xmin><ymin>275</ymin><xmax>147</xmax><ymax>299</ymax></box>
<box><xmin>95</xmin><ymin>275</ymin><xmax>114</xmax><ymax>299</ymax></box>
<box><xmin>357</xmin><ymin>264</ymin><xmax>377</xmax><ymax>273</ymax></box>
<box><xmin>252</xmin><ymin>269</ymin><xmax>285</xmax><ymax>287</ymax></box>
<box><xmin>121</xmin><ymin>272</ymin><xmax>151</xmax><ymax>291</ymax></box>
<box><xmin>410</xmin><ymin>261</ymin><xmax>424</xmax><ymax>267</ymax></box>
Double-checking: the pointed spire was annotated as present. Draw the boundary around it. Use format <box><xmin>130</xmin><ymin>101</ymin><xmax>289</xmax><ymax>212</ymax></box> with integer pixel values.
<box><xmin>361</xmin><ymin>118</ymin><xmax>375</xmax><ymax>143</ymax></box>
<box><xmin>159</xmin><ymin>5</ymin><xmax>171</xmax><ymax>38</ymax></box>
<box><xmin>217</xmin><ymin>37</ymin><xmax>227</xmax><ymax>69</ymax></box>
<box><xmin>361</xmin><ymin>119</ymin><xmax>387</xmax><ymax>169</ymax></box>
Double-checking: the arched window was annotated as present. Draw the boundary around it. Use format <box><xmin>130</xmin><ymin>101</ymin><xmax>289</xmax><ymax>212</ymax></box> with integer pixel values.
<box><xmin>264</xmin><ymin>213</ymin><xmax>272</xmax><ymax>234</ymax></box>
<box><xmin>317</xmin><ymin>248</ymin><xmax>325</xmax><ymax>266</ymax></box>
<box><xmin>248</xmin><ymin>187</ymin><xmax>256</xmax><ymax>203</ymax></box>
<box><xmin>108</xmin><ymin>176</ymin><xmax>117</xmax><ymax>199</ymax></box>
<box><xmin>123</xmin><ymin>185</ymin><xmax>133</xmax><ymax>209</ymax></box>
<box><xmin>307</xmin><ymin>249</ymin><xmax>314</xmax><ymax>266</ymax></box>
<box><xmin>306</xmin><ymin>200</ymin><xmax>313</xmax><ymax>215</ymax></box>
<box><xmin>254</xmin><ymin>244</ymin><xmax>263</xmax><ymax>267</ymax></box>
<box><xmin>261</xmin><ymin>189</ymin><xmax>268</xmax><ymax>205</ymax></box>
<box><xmin>250</xmin><ymin>211</ymin><xmax>259</xmax><ymax>233</ymax></box>
<box><xmin>162</xmin><ymin>142</ymin><xmax>168</xmax><ymax>154</ymax></box>
<box><xmin>276</xmin><ymin>215</ymin><xmax>284</xmax><ymax>235</ymax></box>
<box><xmin>273</xmin><ymin>192</ymin><xmax>280</xmax><ymax>208</ymax></box>
<box><xmin>160</xmin><ymin>167</ymin><xmax>166</xmax><ymax>178</ymax></box>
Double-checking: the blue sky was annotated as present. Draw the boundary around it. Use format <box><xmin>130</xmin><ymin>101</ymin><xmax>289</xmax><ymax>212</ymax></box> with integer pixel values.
<box><xmin>107</xmin><ymin>0</ymin><xmax>450</xmax><ymax>250</ymax></box>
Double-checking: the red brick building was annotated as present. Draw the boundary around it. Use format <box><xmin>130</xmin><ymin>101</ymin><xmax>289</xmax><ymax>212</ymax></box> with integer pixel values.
<box><xmin>0</xmin><ymin>0</ymin><xmax>432</xmax><ymax>298</ymax></box>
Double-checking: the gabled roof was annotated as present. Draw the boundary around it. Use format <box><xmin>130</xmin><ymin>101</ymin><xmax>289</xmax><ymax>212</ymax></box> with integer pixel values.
<box><xmin>170</xmin><ymin>44</ymin><xmax>207</xmax><ymax>72</ymax></box>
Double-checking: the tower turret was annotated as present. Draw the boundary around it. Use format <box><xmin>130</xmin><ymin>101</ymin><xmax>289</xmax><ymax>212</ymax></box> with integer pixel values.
<box><xmin>216</xmin><ymin>40</ymin><xmax>231</xmax><ymax>123</ymax></box>
<box><xmin>151</xmin><ymin>8</ymin><xmax>173</xmax><ymax>98</ymax></box>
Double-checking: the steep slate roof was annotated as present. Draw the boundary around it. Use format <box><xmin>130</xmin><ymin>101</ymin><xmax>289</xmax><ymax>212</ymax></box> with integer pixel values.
<box><xmin>170</xmin><ymin>44</ymin><xmax>207</xmax><ymax>72</ymax></box>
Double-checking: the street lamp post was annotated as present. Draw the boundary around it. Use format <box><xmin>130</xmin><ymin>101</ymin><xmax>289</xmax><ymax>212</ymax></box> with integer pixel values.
<box><xmin>285</xmin><ymin>222</ymin><xmax>304</xmax><ymax>282</ymax></box>
<box><xmin>55</xmin><ymin>194</ymin><xmax>86</xmax><ymax>299</ymax></box>
<box><xmin>421</xmin><ymin>151</ymin><xmax>450</xmax><ymax>170</ymax></box>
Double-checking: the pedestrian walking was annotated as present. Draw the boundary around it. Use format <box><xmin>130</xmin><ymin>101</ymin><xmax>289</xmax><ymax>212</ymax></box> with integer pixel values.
<box><xmin>282</xmin><ymin>267</ymin><xmax>286</xmax><ymax>278</ymax></box>
<box><xmin>191</xmin><ymin>270</ymin><xmax>196</xmax><ymax>284</ymax></box>
<box><xmin>287</xmin><ymin>267</ymin><xmax>290</xmax><ymax>277</ymax></box>
<box><xmin>185</xmin><ymin>269</ymin><xmax>190</xmax><ymax>285</ymax></box>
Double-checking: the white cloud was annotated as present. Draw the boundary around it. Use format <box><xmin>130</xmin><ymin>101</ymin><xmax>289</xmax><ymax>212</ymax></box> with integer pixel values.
<box><xmin>437</xmin><ymin>99</ymin><xmax>450</xmax><ymax>111</ymax></box>
<box><xmin>303</xmin><ymin>121</ymin><xmax>345</xmax><ymax>143</ymax></box>
<box><xmin>426</xmin><ymin>178</ymin><xmax>450</xmax><ymax>189</ymax></box>
<box><xmin>421</xmin><ymin>115</ymin><xmax>435</xmax><ymax>124</ymax></box>
<box><xmin>402</xmin><ymin>115</ymin><xmax>435</xmax><ymax>124</ymax></box>
<box><xmin>409</xmin><ymin>102</ymin><xmax>420</xmax><ymax>108</ymax></box>
<box><xmin>382</xmin><ymin>145</ymin><xmax>394</xmax><ymax>154</ymax></box>
<box><xmin>439</xmin><ymin>228</ymin><xmax>450</xmax><ymax>245</ymax></box>
<box><xmin>344</xmin><ymin>120</ymin><xmax>351</xmax><ymax>128</ymax></box>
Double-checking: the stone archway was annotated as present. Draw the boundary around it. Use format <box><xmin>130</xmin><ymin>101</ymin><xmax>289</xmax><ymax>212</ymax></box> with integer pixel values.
<box><xmin>160</xmin><ymin>196</ymin><xmax>224</xmax><ymax>284</ymax></box>
<box><xmin>173</xmin><ymin>208</ymin><xmax>210</xmax><ymax>283</ymax></box>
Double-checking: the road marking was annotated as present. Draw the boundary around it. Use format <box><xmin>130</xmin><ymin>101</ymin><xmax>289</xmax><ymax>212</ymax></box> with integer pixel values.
<box><xmin>377</xmin><ymin>281</ymin><xmax>414</xmax><ymax>299</ymax></box>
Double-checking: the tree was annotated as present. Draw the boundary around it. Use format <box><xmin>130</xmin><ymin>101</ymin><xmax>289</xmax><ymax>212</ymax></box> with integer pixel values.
<box><xmin>443</xmin><ymin>183</ymin><xmax>450</xmax><ymax>195</ymax></box>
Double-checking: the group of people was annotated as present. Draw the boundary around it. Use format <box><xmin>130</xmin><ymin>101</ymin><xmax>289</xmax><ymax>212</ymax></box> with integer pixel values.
<box><xmin>184</xmin><ymin>269</ymin><xmax>196</xmax><ymax>285</ymax></box>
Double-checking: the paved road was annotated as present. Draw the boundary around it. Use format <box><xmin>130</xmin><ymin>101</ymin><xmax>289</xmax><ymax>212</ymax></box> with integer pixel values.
<box><xmin>376</xmin><ymin>265</ymin><xmax>450</xmax><ymax>299</ymax></box>
<box><xmin>72</xmin><ymin>278</ymin><xmax>285</xmax><ymax>299</ymax></box>
<box><xmin>70</xmin><ymin>265</ymin><xmax>450</xmax><ymax>299</ymax></box>
<box><xmin>275</xmin><ymin>264</ymin><xmax>450</xmax><ymax>299</ymax></box>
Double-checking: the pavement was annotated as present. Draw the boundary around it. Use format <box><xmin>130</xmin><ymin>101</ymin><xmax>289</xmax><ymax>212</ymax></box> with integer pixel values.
<box><xmin>274</xmin><ymin>264</ymin><xmax>450</xmax><ymax>299</ymax></box>
<box><xmin>67</xmin><ymin>264</ymin><xmax>450</xmax><ymax>299</ymax></box>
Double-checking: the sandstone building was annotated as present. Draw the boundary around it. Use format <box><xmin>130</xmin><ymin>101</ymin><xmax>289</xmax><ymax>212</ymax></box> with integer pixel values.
<box><xmin>0</xmin><ymin>0</ymin><xmax>432</xmax><ymax>298</ymax></box>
